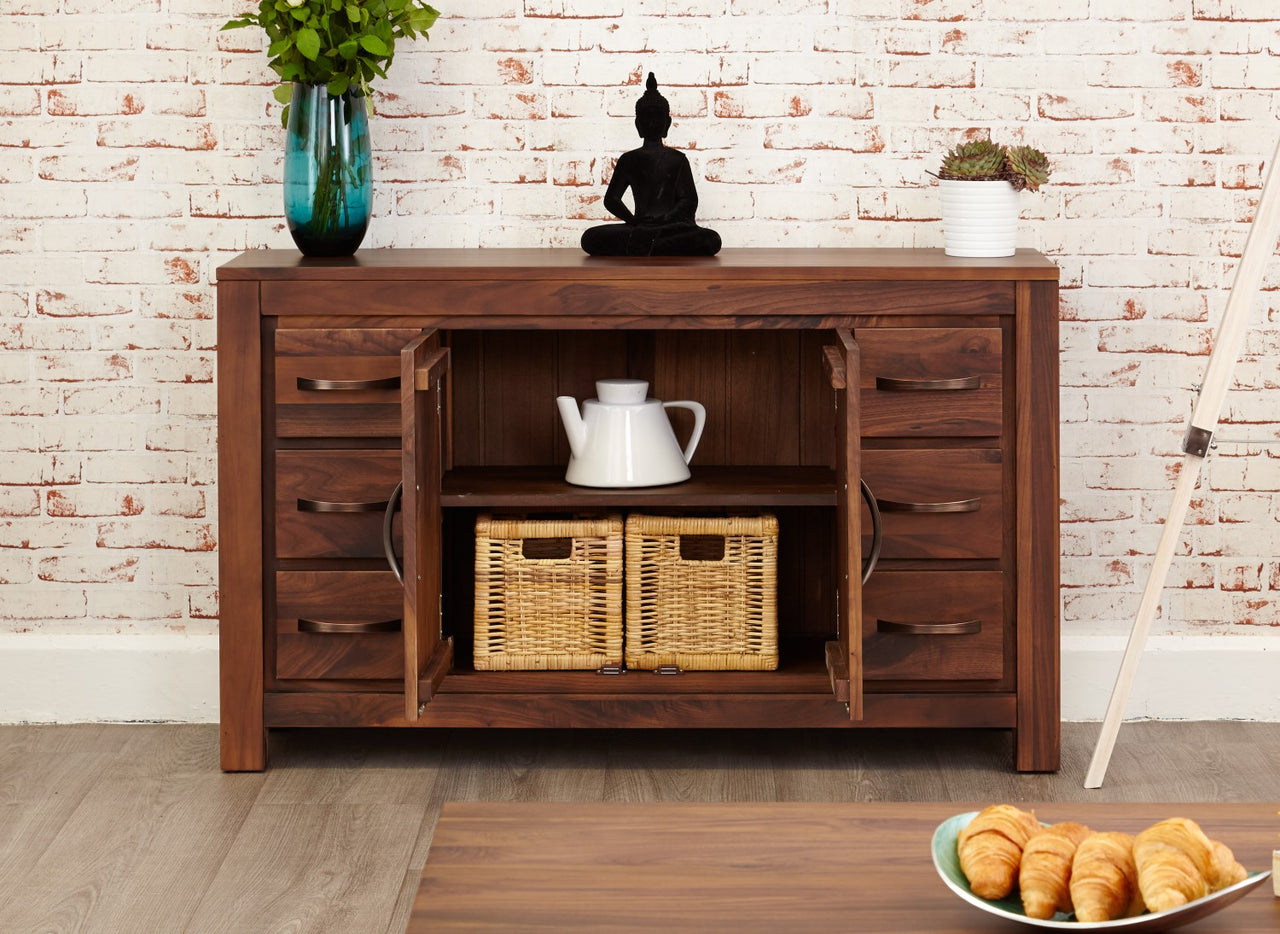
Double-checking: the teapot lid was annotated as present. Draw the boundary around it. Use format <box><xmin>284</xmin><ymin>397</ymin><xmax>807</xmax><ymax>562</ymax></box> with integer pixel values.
<box><xmin>595</xmin><ymin>379</ymin><xmax>648</xmax><ymax>404</ymax></box>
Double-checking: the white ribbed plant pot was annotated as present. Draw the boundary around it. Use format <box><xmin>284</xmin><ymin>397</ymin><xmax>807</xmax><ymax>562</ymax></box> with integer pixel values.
<box><xmin>939</xmin><ymin>178</ymin><xmax>1020</xmax><ymax>257</ymax></box>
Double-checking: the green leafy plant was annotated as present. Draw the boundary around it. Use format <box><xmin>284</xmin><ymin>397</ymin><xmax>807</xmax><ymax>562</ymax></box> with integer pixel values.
<box><xmin>222</xmin><ymin>0</ymin><xmax>440</xmax><ymax>125</ymax></box>
<box><xmin>935</xmin><ymin>137</ymin><xmax>1052</xmax><ymax>192</ymax></box>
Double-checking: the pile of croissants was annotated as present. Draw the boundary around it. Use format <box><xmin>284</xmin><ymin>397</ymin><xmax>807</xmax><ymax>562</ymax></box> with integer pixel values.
<box><xmin>957</xmin><ymin>804</ymin><xmax>1250</xmax><ymax>921</ymax></box>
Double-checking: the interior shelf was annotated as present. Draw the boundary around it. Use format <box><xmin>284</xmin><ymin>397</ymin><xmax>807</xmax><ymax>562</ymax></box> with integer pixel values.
<box><xmin>440</xmin><ymin>465</ymin><xmax>837</xmax><ymax>508</ymax></box>
<box><xmin>435</xmin><ymin>644</ymin><xmax>837</xmax><ymax>695</ymax></box>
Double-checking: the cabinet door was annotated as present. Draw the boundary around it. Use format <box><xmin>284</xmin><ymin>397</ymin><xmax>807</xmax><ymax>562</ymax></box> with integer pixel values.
<box><xmin>401</xmin><ymin>333</ymin><xmax>453</xmax><ymax>721</ymax></box>
<box><xmin>826</xmin><ymin>328</ymin><xmax>865</xmax><ymax>720</ymax></box>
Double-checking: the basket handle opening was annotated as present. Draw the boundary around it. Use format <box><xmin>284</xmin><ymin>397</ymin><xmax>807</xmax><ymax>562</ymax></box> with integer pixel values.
<box><xmin>521</xmin><ymin>537</ymin><xmax>573</xmax><ymax>560</ymax></box>
<box><xmin>679</xmin><ymin>534</ymin><xmax>726</xmax><ymax>562</ymax></box>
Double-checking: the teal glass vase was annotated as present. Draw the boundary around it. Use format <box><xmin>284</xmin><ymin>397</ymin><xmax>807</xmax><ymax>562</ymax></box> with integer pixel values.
<box><xmin>283</xmin><ymin>84</ymin><xmax>372</xmax><ymax>257</ymax></box>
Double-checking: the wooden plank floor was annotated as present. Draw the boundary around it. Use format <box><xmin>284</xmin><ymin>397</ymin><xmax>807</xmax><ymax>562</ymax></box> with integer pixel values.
<box><xmin>0</xmin><ymin>721</ymin><xmax>1277</xmax><ymax>933</ymax></box>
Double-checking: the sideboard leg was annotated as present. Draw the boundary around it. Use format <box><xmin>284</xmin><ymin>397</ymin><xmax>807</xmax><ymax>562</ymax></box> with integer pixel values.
<box><xmin>217</xmin><ymin>279</ymin><xmax>266</xmax><ymax>772</ymax></box>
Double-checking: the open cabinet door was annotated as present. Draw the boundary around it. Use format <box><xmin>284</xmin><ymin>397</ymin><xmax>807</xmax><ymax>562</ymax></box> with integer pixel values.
<box><xmin>401</xmin><ymin>333</ymin><xmax>453</xmax><ymax>722</ymax></box>
<box><xmin>823</xmin><ymin>329</ymin><xmax>865</xmax><ymax>720</ymax></box>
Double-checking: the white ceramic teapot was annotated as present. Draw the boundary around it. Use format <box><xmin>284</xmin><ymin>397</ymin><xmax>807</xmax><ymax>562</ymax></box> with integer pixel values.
<box><xmin>556</xmin><ymin>379</ymin><xmax>705</xmax><ymax>488</ymax></box>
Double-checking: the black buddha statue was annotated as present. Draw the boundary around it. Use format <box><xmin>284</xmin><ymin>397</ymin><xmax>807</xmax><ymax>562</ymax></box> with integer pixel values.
<box><xmin>581</xmin><ymin>73</ymin><xmax>722</xmax><ymax>257</ymax></box>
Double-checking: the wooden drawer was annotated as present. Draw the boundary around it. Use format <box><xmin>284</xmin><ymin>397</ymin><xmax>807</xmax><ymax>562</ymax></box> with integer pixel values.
<box><xmin>861</xmin><ymin>449</ymin><xmax>1003</xmax><ymax>560</ymax></box>
<box><xmin>858</xmin><ymin>327</ymin><xmax>1002</xmax><ymax>437</ymax></box>
<box><xmin>275</xmin><ymin>450</ymin><xmax>402</xmax><ymax>559</ymax></box>
<box><xmin>273</xmin><ymin>328</ymin><xmax>421</xmax><ymax>438</ymax></box>
<box><xmin>862</xmin><ymin>570</ymin><xmax>1004</xmax><ymax>681</ymax></box>
<box><xmin>275</xmin><ymin>570</ymin><xmax>404</xmax><ymax>681</ymax></box>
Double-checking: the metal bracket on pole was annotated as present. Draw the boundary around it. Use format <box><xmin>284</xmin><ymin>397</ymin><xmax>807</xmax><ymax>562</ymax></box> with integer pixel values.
<box><xmin>1181</xmin><ymin>425</ymin><xmax>1213</xmax><ymax>458</ymax></box>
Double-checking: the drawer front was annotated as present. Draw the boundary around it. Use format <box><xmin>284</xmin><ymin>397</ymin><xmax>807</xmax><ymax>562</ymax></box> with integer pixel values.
<box><xmin>273</xmin><ymin>328</ymin><xmax>422</xmax><ymax>438</ymax></box>
<box><xmin>861</xmin><ymin>449</ymin><xmax>1003</xmax><ymax>560</ymax></box>
<box><xmin>275</xmin><ymin>450</ymin><xmax>402</xmax><ymax>559</ymax></box>
<box><xmin>859</xmin><ymin>327</ymin><xmax>1003</xmax><ymax>437</ymax></box>
<box><xmin>862</xmin><ymin>570</ymin><xmax>1004</xmax><ymax>681</ymax></box>
<box><xmin>275</xmin><ymin>570</ymin><xmax>404</xmax><ymax>681</ymax></box>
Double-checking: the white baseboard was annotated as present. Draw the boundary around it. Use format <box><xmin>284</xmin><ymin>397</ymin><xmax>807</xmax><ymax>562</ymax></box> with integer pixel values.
<box><xmin>0</xmin><ymin>632</ymin><xmax>1276</xmax><ymax>723</ymax></box>
<box><xmin>1061</xmin><ymin>634</ymin><xmax>1280</xmax><ymax>721</ymax></box>
<box><xmin>0</xmin><ymin>633</ymin><xmax>220</xmax><ymax>723</ymax></box>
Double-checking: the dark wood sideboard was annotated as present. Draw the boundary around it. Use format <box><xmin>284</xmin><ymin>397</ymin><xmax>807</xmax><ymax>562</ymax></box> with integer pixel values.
<box><xmin>215</xmin><ymin>248</ymin><xmax>1060</xmax><ymax>772</ymax></box>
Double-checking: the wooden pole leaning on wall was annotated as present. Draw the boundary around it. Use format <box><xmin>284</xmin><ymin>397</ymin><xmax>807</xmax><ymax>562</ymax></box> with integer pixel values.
<box><xmin>1084</xmin><ymin>137</ymin><xmax>1280</xmax><ymax>789</ymax></box>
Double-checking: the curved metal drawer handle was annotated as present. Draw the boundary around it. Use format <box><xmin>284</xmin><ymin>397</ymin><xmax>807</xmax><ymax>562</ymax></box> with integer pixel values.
<box><xmin>383</xmin><ymin>481</ymin><xmax>403</xmax><ymax>586</ymax></box>
<box><xmin>298</xmin><ymin>617</ymin><xmax>403</xmax><ymax>634</ymax></box>
<box><xmin>297</xmin><ymin>497</ymin><xmax>391</xmax><ymax>513</ymax></box>
<box><xmin>877</xmin><ymin>618</ymin><xmax>981</xmax><ymax>635</ymax></box>
<box><xmin>860</xmin><ymin>479</ymin><xmax>881</xmax><ymax>586</ymax></box>
<box><xmin>875</xmin><ymin>375</ymin><xmax>981</xmax><ymax>392</ymax></box>
<box><xmin>296</xmin><ymin>376</ymin><xmax>401</xmax><ymax>392</ymax></box>
<box><xmin>877</xmin><ymin>497</ymin><xmax>980</xmax><ymax>514</ymax></box>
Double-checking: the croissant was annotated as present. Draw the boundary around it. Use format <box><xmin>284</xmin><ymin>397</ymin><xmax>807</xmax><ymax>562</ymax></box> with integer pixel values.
<box><xmin>1018</xmin><ymin>821</ymin><xmax>1091</xmax><ymax>920</ymax></box>
<box><xmin>957</xmin><ymin>804</ymin><xmax>1042</xmax><ymax>899</ymax></box>
<box><xmin>1133</xmin><ymin>817</ymin><xmax>1214</xmax><ymax>912</ymax></box>
<box><xmin>1069</xmin><ymin>831</ymin><xmax>1145</xmax><ymax>922</ymax></box>
<box><xmin>1208</xmin><ymin>839</ymin><xmax>1248</xmax><ymax>890</ymax></box>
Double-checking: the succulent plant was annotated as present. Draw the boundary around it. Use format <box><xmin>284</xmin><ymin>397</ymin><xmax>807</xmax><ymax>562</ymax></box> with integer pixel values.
<box><xmin>938</xmin><ymin>139</ymin><xmax>1008</xmax><ymax>181</ymax></box>
<box><xmin>1004</xmin><ymin>145</ymin><xmax>1052</xmax><ymax>192</ymax></box>
<box><xmin>935</xmin><ymin>137</ymin><xmax>1052</xmax><ymax>192</ymax></box>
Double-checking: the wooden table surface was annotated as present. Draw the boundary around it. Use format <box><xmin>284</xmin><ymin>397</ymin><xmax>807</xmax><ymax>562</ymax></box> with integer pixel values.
<box><xmin>407</xmin><ymin>801</ymin><xmax>1279</xmax><ymax>933</ymax></box>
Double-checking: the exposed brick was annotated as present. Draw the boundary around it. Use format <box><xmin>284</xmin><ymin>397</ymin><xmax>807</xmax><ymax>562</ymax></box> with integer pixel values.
<box><xmin>88</xmin><ymin>587</ymin><xmax>185</xmax><ymax>620</ymax></box>
<box><xmin>37</xmin><ymin>554</ymin><xmax>140</xmax><ymax>583</ymax></box>
<box><xmin>96</xmin><ymin>519</ymin><xmax>216</xmax><ymax>552</ymax></box>
<box><xmin>38</xmin><ymin>153</ymin><xmax>140</xmax><ymax>183</ymax></box>
<box><xmin>0</xmin><ymin>590</ymin><xmax>86</xmax><ymax>620</ymax></box>
<box><xmin>1</xmin><ymin>6</ymin><xmax>1278</xmax><ymax>649</ymax></box>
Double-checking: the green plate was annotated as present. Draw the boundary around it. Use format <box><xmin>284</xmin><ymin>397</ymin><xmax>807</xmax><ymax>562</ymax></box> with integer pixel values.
<box><xmin>931</xmin><ymin>811</ymin><xmax>1272</xmax><ymax>931</ymax></box>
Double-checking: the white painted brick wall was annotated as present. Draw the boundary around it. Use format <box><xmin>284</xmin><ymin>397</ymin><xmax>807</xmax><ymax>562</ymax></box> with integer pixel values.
<box><xmin>3</xmin><ymin>2</ymin><xmax>1280</xmax><ymax>707</ymax></box>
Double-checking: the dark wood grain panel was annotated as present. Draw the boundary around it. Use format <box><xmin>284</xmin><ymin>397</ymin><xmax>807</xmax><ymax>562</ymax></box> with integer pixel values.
<box><xmin>274</xmin><ymin>327</ymin><xmax>423</xmax><ymax>355</ymax></box>
<box><xmin>862</xmin><ymin>570</ymin><xmax>1004</xmax><ymax>681</ymax></box>
<box><xmin>859</xmin><ymin>327</ymin><xmax>1003</xmax><ymax>437</ymax></box>
<box><xmin>275</xmin><ymin>570</ymin><xmax>405</xmax><ymax>681</ymax></box>
<box><xmin>263</xmin><ymin>690</ymin><xmax>1017</xmax><ymax>729</ymax></box>
<box><xmin>406</xmin><ymin>802</ymin><xmax>1280</xmax><ymax>934</ymax></box>
<box><xmin>274</xmin><ymin>354</ymin><xmax>402</xmax><ymax>438</ymax></box>
<box><xmin>728</xmin><ymin>331</ymin><xmax>800</xmax><ymax>465</ymax></box>
<box><xmin>439</xmin><ymin>465</ymin><xmax>836</xmax><ymax>506</ymax></box>
<box><xmin>1016</xmin><ymin>279</ymin><xmax>1061</xmax><ymax>772</ymax></box>
<box><xmin>653</xmin><ymin>330</ymin><xmax>729</xmax><ymax>463</ymax></box>
<box><xmin>480</xmin><ymin>331</ymin><xmax>559</xmax><ymax>465</ymax></box>
<box><xmin>262</xmin><ymin>280</ymin><xmax>1015</xmax><ymax>323</ymax></box>
<box><xmin>275</xmin><ymin>450</ymin><xmax>401</xmax><ymax>558</ymax></box>
<box><xmin>225</xmin><ymin>247</ymin><xmax>1059</xmax><ymax>280</ymax></box>
<box><xmin>861</xmin><ymin>448</ymin><xmax>1003</xmax><ymax>559</ymax></box>
<box><xmin>216</xmin><ymin>280</ymin><xmax>266</xmax><ymax>771</ymax></box>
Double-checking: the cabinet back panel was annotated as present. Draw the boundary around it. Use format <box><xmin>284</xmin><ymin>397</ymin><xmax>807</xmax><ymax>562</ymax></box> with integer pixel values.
<box><xmin>449</xmin><ymin>330</ymin><xmax>831</xmax><ymax>468</ymax></box>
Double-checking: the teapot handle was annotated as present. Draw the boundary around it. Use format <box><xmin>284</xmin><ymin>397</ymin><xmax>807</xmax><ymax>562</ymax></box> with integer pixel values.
<box><xmin>663</xmin><ymin>401</ymin><xmax>706</xmax><ymax>465</ymax></box>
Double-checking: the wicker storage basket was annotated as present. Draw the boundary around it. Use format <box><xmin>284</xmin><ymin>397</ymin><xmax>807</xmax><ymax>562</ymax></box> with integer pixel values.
<box><xmin>474</xmin><ymin>514</ymin><xmax>624</xmax><ymax>671</ymax></box>
<box><xmin>625</xmin><ymin>514</ymin><xmax>779</xmax><ymax>671</ymax></box>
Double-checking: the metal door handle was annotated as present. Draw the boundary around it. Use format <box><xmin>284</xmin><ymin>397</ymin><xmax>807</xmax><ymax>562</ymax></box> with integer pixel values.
<box><xmin>877</xmin><ymin>618</ymin><xmax>981</xmax><ymax>635</ymax></box>
<box><xmin>297</xmin><ymin>497</ymin><xmax>391</xmax><ymax>513</ymax></box>
<box><xmin>383</xmin><ymin>481</ymin><xmax>403</xmax><ymax>585</ymax></box>
<box><xmin>877</xmin><ymin>497</ymin><xmax>980</xmax><ymax>514</ymax></box>
<box><xmin>298</xmin><ymin>617</ymin><xmax>403</xmax><ymax>634</ymax></box>
<box><xmin>860</xmin><ymin>479</ymin><xmax>881</xmax><ymax>585</ymax></box>
<box><xmin>875</xmin><ymin>376</ymin><xmax>980</xmax><ymax>392</ymax></box>
<box><xmin>297</xmin><ymin>376</ymin><xmax>400</xmax><ymax>392</ymax></box>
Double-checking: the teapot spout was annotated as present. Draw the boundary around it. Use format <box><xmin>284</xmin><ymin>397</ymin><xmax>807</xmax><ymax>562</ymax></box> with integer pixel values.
<box><xmin>556</xmin><ymin>396</ymin><xmax>587</xmax><ymax>457</ymax></box>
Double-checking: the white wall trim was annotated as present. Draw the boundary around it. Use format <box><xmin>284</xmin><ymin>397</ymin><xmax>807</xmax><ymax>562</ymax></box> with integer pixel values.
<box><xmin>1062</xmin><ymin>634</ymin><xmax>1280</xmax><ymax>722</ymax></box>
<box><xmin>0</xmin><ymin>633</ymin><xmax>220</xmax><ymax>723</ymax></box>
<box><xmin>0</xmin><ymin>632</ymin><xmax>1277</xmax><ymax>723</ymax></box>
